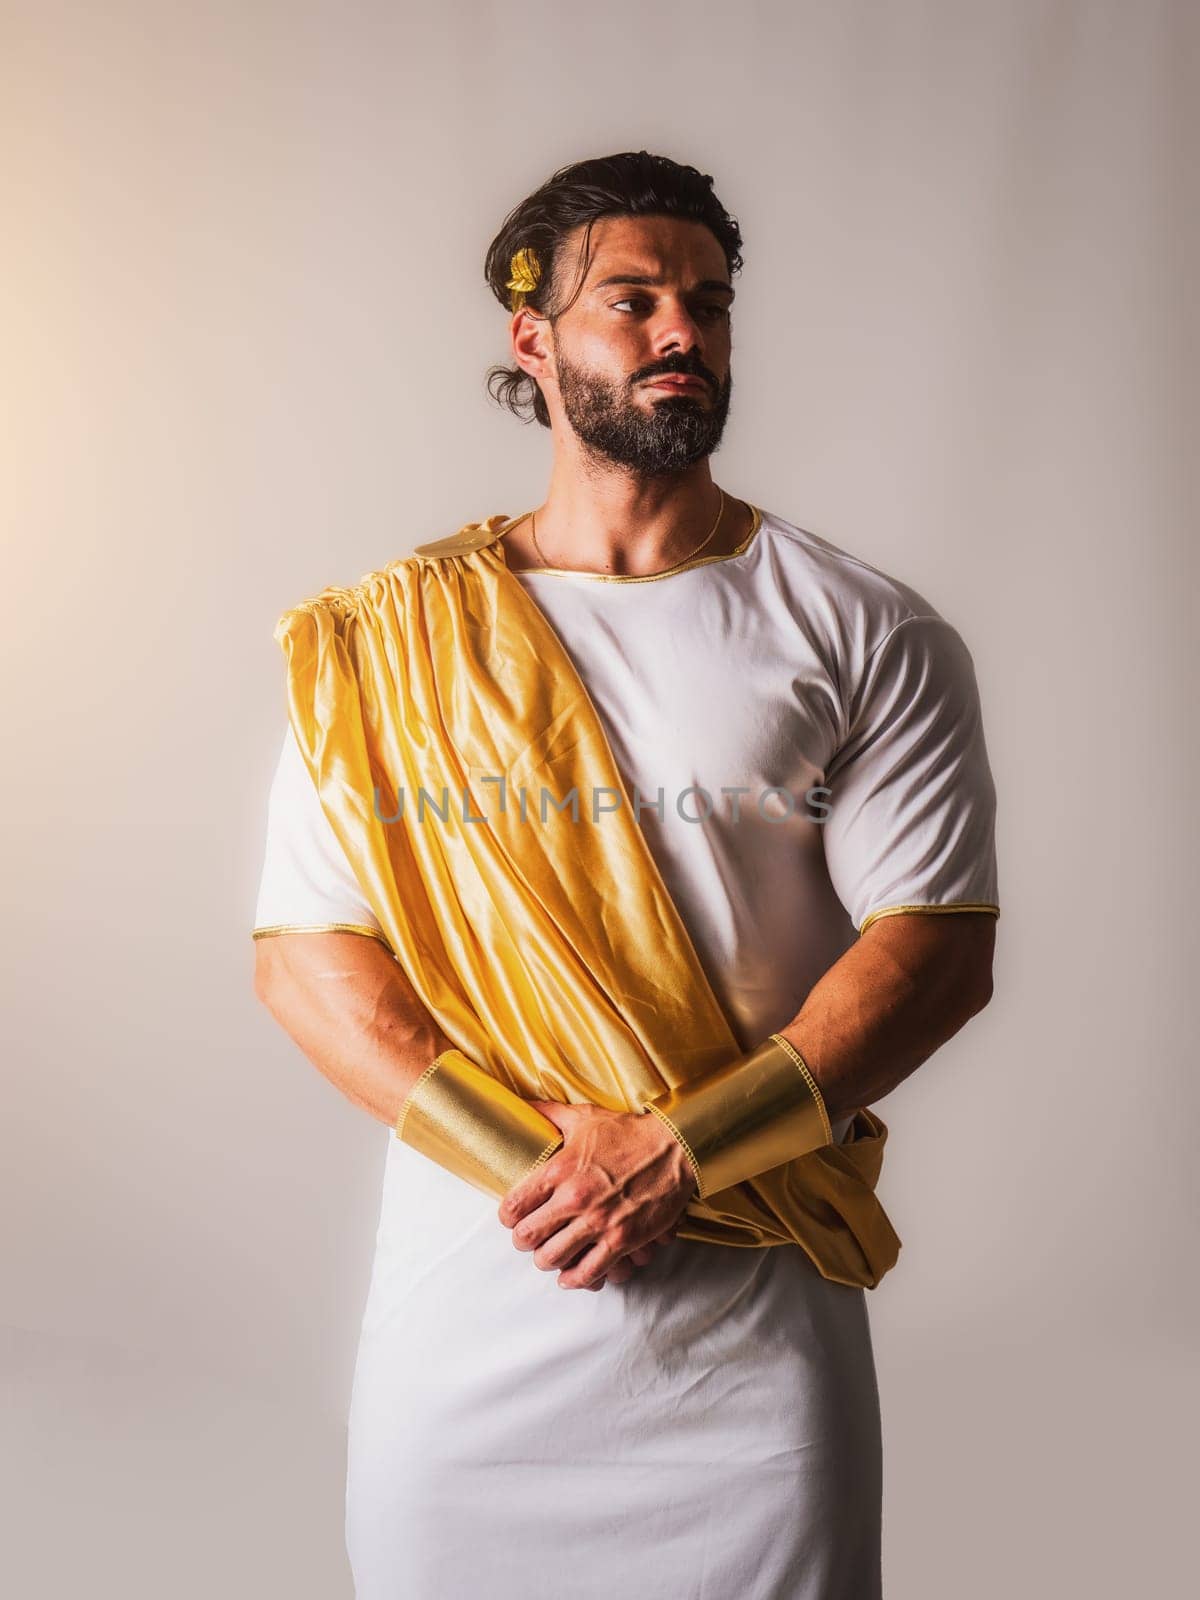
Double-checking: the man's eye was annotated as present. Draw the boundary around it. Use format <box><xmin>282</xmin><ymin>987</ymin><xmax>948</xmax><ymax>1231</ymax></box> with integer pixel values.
<box><xmin>611</xmin><ymin>298</ymin><xmax>729</xmax><ymax>320</ymax></box>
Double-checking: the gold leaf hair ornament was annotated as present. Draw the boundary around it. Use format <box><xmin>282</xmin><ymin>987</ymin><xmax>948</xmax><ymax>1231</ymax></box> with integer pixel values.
<box><xmin>506</xmin><ymin>246</ymin><xmax>542</xmax><ymax>313</ymax></box>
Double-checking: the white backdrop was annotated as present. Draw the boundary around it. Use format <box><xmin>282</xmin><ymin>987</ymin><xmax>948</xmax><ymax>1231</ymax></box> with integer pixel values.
<box><xmin>3</xmin><ymin>2</ymin><xmax>1193</xmax><ymax>1595</ymax></box>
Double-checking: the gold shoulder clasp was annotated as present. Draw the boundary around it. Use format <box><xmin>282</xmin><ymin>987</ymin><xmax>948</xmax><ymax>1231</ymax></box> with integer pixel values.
<box><xmin>412</xmin><ymin>515</ymin><xmax>512</xmax><ymax>561</ymax></box>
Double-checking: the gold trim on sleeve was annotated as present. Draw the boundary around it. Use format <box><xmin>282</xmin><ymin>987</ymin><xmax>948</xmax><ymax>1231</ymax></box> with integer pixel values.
<box><xmin>251</xmin><ymin>922</ymin><xmax>394</xmax><ymax>952</ymax></box>
<box><xmin>641</xmin><ymin>1032</ymin><xmax>831</xmax><ymax>1200</ymax></box>
<box><xmin>395</xmin><ymin>1046</ymin><xmax>565</xmax><ymax>1198</ymax></box>
<box><xmin>858</xmin><ymin>902</ymin><xmax>1000</xmax><ymax>937</ymax></box>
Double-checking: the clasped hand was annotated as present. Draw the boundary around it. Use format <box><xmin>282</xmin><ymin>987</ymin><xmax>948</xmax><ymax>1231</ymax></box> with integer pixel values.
<box><xmin>496</xmin><ymin>1101</ymin><xmax>698</xmax><ymax>1292</ymax></box>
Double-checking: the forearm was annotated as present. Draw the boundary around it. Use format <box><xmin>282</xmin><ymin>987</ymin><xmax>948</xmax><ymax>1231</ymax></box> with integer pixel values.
<box><xmin>253</xmin><ymin>932</ymin><xmax>563</xmax><ymax>1199</ymax></box>
<box><xmin>775</xmin><ymin>912</ymin><xmax>997</xmax><ymax>1123</ymax></box>
<box><xmin>636</xmin><ymin>911</ymin><xmax>996</xmax><ymax>1200</ymax></box>
<box><xmin>253</xmin><ymin>931</ymin><xmax>456</xmax><ymax>1128</ymax></box>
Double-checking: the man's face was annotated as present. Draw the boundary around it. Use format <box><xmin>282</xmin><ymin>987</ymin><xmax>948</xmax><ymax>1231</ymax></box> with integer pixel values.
<box><xmin>540</xmin><ymin>214</ymin><xmax>735</xmax><ymax>476</ymax></box>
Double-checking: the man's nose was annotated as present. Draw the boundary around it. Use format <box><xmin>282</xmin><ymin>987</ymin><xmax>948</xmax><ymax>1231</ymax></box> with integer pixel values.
<box><xmin>649</xmin><ymin>301</ymin><xmax>708</xmax><ymax>361</ymax></box>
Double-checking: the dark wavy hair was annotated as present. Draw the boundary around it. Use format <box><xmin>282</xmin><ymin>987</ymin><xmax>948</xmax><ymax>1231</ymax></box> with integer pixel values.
<box><xmin>483</xmin><ymin>150</ymin><xmax>743</xmax><ymax>428</ymax></box>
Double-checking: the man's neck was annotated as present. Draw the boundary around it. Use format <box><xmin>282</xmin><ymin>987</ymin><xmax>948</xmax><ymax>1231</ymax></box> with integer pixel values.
<box><xmin>502</xmin><ymin>476</ymin><xmax>752</xmax><ymax>577</ymax></box>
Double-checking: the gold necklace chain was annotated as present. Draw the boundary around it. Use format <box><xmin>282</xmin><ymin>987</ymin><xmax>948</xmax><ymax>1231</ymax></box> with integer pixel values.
<box><xmin>528</xmin><ymin>487</ymin><xmax>726</xmax><ymax>576</ymax></box>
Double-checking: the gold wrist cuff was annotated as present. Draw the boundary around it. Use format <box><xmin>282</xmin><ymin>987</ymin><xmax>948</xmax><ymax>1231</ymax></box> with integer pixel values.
<box><xmin>395</xmin><ymin>1047</ymin><xmax>563</xmax><ymax>1198</ymax></box>
<box><xmin>642</xmin><ymin>1033</ymin><xmax>833</xmax><ymax>1200</ymax></box>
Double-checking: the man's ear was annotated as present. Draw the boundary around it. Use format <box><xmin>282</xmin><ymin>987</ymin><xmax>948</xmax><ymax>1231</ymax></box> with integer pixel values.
<box><xmin>511</xmin><ymin>307</ymin><xmax>554</xmax><ymax>385</ymax></box>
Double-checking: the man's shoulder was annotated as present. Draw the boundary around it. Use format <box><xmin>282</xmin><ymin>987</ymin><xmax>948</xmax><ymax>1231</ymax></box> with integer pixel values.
<box><xmin>757</xmin><ymin>507</ymin><xmax>944</xmax><ymax>643</ymax></box>
<box><xmin>275</xmin><ymin>514</ymin><xmax>514</xmax><ymax>631</ymax></box>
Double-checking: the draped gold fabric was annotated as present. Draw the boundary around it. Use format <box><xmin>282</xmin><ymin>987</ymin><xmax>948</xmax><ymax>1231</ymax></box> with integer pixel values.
<box><xmin>273</xmin><ymin>514</ymin><xmax>902</xmax><ymax>1288</ymax></box>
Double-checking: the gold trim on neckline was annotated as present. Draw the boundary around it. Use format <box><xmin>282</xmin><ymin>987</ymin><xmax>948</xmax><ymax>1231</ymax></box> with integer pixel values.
<box><xmin>498</xmin><ymin>502</ymin><xmax>763</xmax><ymax>584</ymax></box>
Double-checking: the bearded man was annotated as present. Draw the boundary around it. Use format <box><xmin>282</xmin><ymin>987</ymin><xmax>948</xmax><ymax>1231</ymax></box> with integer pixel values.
<box><xmin>251</xmin><ymin>149</ymin><xmax>1000</xmax><ymax>1599</ymax></box>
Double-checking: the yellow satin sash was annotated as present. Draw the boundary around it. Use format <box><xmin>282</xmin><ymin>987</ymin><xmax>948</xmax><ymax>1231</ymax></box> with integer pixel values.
<box><xmin>273</xmin><ymin>514</ymin><xmax>902</xmax><ymax>1288</ymax></box>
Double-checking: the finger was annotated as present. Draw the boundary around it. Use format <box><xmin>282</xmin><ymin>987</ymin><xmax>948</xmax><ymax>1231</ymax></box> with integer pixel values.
<box><xmin>551</xmin><ymin>1238</ymin><xmax>608</xmax><ymax>1290</ymax></box>
<box><xmin>497</xmin><ymin>1159</ymin><xmax>564</xmax><ymax>1230</ymax></box>
<box><xmin>558</xmin><ymin>1239</ymin><xmax>620</xmax><ymax>1292</ymax></box>
<box><xmin>525</xmin><ymin>1099</ymin><xmax>574</xmax><ymax>1133</ymax></box>
<box><xmin>532</xmin><ymin>1217</ymin><xmax>604</xmax><ymax>1272</ymax></box>
<box><xmin>509</xmin><ymin>1186</ymin><xmax>597</xmax><ymax>1257</ymax></box>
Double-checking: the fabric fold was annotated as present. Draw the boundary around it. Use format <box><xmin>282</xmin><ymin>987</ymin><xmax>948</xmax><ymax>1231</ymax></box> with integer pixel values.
<box><xmin>273</xmin><ymin>514</ymin><xmax>901</xmax><ymax>1288</ymax></box>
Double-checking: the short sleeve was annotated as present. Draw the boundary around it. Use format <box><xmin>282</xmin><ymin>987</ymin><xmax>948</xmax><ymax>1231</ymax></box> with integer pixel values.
<box><xmin>821</xmin><ymin>613</ymin><xmax>1000</xmax><ymax>937</ymax></box>
<box><xmin>251</xmin><ymin>721</ymin><xmax>389</xmax><ymax>947</ymax></box>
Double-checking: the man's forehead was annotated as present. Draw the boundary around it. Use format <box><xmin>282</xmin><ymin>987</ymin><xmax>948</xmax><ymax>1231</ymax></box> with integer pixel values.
<box><xmin>573</xmin><ymin>216</ymin><xmax>731</xmax><ymax>290</ymax></box>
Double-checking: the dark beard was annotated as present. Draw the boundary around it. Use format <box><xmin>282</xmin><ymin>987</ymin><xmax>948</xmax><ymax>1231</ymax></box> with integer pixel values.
<box><xmin>555</xmin><ymin>350</ymin><xmax>733</xmax><ymax>476</ymax></box>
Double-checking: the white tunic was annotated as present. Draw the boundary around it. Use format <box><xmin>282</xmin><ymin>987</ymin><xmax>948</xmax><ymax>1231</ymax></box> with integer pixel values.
<box><xmin>252</xmin><ymin>502</ymin><xmax>1000</xmax><ymax>1598</ymax></box>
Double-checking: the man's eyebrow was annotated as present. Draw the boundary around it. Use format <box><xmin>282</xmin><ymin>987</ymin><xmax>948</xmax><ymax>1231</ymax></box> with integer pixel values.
<box><xmin>589</xmin><ymin>273</ymin><xmax>735</xmax><ymax>299</ymax></box>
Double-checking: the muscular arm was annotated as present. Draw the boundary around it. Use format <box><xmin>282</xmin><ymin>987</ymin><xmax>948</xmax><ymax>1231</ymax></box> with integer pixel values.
<box><xmin>776</xmin><ymin>909</ymin><xmax>996</xmax><ymax>1123</ymax></box>
<box><xmin>500</xmin><ymin>910</ymin><xmax>997</xmax><ymax>1289</ymax></box>
<box><xmin>252</xmin><ymin>930</ymin><xmax>684</xmax><ymax>1288</ymax></box>
<box><xmin>254</xmin><ymin>912</ymin><xmax>995</xmax><ymax>1293</ymax></box>
<box><xmin>253</xmin><ymin>931</ymin><xmax>456</xmax><ymax>1127</ymax></box>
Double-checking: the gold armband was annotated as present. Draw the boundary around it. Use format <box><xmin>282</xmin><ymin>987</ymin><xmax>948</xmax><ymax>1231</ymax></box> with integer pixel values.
<box><xmin>394</xmin><ymin>1047</ymin><xmax>563</xmax><ymax>1199</ymax></box>
<box><xmin>641</xmin><ymin>1033</ymin><xmax>833</xmax><ymax>1200</ymax></box>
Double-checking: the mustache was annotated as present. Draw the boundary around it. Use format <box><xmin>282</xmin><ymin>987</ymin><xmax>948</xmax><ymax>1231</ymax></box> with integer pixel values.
<box><xmin>634</xmin><ymin>359</ymin><xmax>721</xmax><ymax>391</ymax></box>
